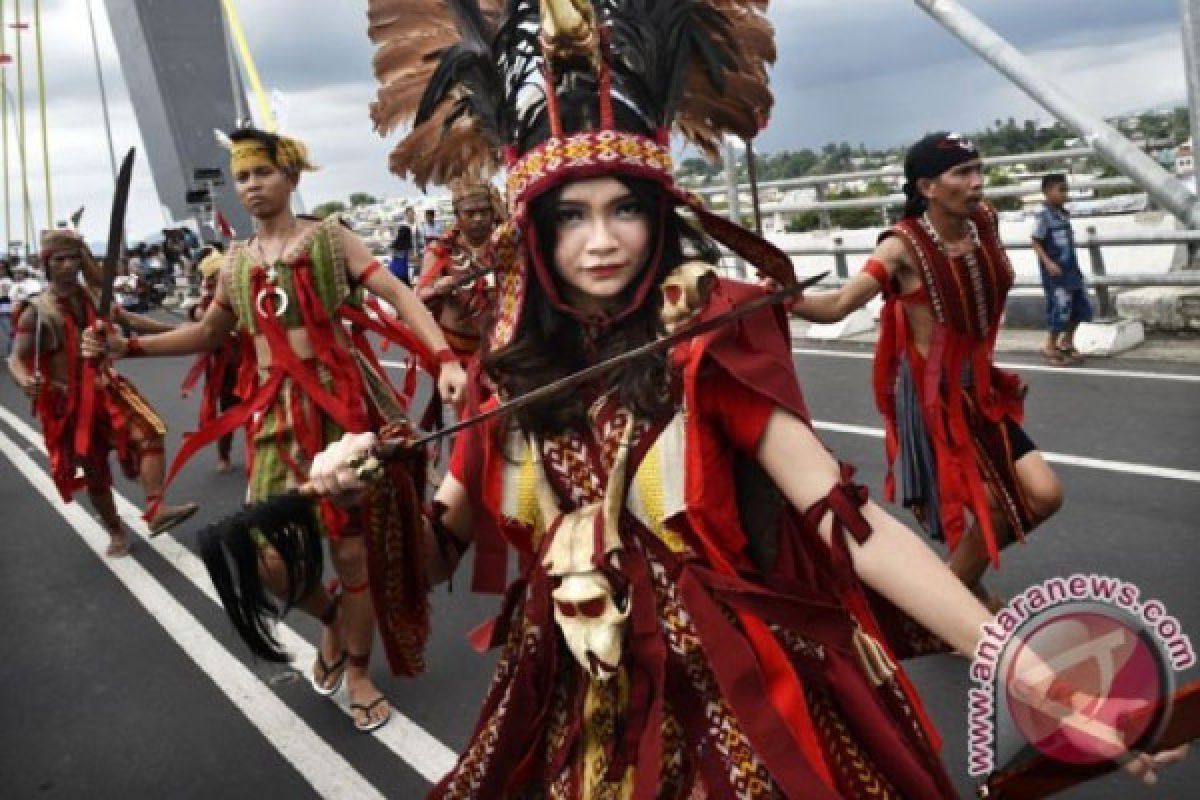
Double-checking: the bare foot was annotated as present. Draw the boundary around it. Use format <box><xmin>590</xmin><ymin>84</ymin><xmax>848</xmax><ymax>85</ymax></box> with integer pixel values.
<box><xmin>310</xmin><ymin>624</ymin><xmax>346</xmax><ymax>696</ymax></box>
<box><xmin>215</xmin><ymin>458</ymin><xmax>233</xmax><ymax>474</ymax></box>
<box><xmin>346</xmin><ymin>670</ymin><xmax>391</xmax><ymax>732</ymax></box>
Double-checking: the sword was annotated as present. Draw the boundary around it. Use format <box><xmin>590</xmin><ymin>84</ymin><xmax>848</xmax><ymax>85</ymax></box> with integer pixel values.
<box><xmin>97</xmin><ymin>147</ymin><xmax>136</xmax><ymax>321</ymax></box>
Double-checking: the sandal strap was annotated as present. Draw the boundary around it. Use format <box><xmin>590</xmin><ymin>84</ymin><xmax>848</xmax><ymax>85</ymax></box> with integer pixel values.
<box><xmin>315</xmin><ymin>650</ymin><xmax>347</xmax><ymax>679</ymax></box>
<box><xmin>349</xmin><ymin>695</ymin><xmax>388</xmax><ymax>714</ymax></box>
<box><xmin>346</xmin><ymin>650</ymin><xmax>371</xmax><ymax>669</ymax></box>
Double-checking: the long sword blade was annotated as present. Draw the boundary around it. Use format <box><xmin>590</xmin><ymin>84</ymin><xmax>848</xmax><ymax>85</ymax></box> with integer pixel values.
<box><xmin>98</xmin><ymin>147</ymin><xmax>136</xmax><ymax>319</ymax></box>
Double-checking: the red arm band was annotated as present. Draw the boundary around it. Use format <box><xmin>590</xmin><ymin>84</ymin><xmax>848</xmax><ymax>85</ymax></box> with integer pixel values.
<box><xmin>356</xmin><ymin>259</ymin><xmax>383</xmax><ymax>286</ymax></box>
<box><xmin>862</xmin><ymin>257</ymin><xmax>889</xmax><ymax>287</ymax></box>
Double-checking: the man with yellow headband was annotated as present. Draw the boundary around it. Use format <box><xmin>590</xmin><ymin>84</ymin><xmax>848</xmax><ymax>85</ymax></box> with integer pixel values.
<box><xmin>415</xmin><ymin>176</ymin><xmax>503</xmax><ymax>366</ymax></box>
<box><xmin>181</xmin><ymin>245</ymin><xmax>245</xmax><ymax>473</ymax></box>
<box><xmin>84</xmin><ymin>127</ymin><xmax>468</xmax><ymax>733</ymax></box>
<box><xmin>8</xmin><ymin>229</ymin><xmax>198</xmax><ymax>556</ymax></box>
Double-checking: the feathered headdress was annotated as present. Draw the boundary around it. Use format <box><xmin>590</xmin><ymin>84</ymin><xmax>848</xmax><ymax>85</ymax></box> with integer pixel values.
<box><xmin>368</xmin><ymin>0</ymin><xmax>793</xmax><ymax>348</ymax></box>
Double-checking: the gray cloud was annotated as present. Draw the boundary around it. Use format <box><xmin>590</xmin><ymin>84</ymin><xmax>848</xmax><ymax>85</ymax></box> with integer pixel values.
<box><xmin>1</xmin><ymin>0</ymin><xmax>1187</xmax><ymax>241</ymax></box>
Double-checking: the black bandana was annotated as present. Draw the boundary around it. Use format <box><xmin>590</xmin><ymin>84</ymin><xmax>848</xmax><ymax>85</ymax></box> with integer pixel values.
<box><xmin>902</xmin><ymin>132</ymin><xmax>980</xmax><ymax>217</ymax></box>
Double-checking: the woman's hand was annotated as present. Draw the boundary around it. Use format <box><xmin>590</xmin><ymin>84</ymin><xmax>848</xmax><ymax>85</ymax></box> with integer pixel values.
<box><xmin>1009</xmin><ymin>668</ymin><xmax>1190</xmax><ymax>785</ymax></box>
<box><xmin>81</xmin><ymin>323</ymin><xmax>127</xmax><ymax>360</ymax></box>
<box><xmin>438</xmin><ymin>360</ymin><xmax>468</xmax><ymax>408</ymax></box>
<box><xmin>307</xmin><ymin>431</ymin><xmax>379</xmax><ymax>499</ymax></box>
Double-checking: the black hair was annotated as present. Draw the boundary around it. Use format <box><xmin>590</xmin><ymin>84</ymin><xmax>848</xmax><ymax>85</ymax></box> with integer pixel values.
<box><xmin>483</xmin><ymin>176</ymin><xmax>717</xmax><ymax>437</ymax></box>
<box><xmin>1042</xmin><ymin>173</ymin><xmax>1068</xmax><ymax>192</ymax></box>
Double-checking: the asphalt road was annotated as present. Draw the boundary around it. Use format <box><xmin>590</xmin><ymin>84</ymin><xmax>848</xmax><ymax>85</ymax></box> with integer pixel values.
<box><xmin>1</xmin><ymin>336</ymin><xmax>1198</xmax><ymax>799</ymax></box>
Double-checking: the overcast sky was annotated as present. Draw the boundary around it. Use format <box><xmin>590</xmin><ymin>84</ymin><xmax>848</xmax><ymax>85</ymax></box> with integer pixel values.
<box><xmin>9</xmin><ymin>0</ymin><xmax>1189</xmax><ymax>243</ymax></box>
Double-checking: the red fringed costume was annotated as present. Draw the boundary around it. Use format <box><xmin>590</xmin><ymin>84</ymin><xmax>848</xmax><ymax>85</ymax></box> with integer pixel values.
<box><xmin>180</xmin><ymin>271</ymin><xmax>248</xmax><ymax>460</ymax></box>
<box><xmin>436</xmin><ymin>279</ymin><xmax>957</xmax><ymax>799</ymax></box>
<box><xmin>416</xmin><ymin>226</ymin><xmax>494</xmax><ymax>365</ymax></box>
<box><xmin>871</xmin><ymin>205</ymin><xmax>1035</xmax><ymax>564</ymax></box>
<box><xmin>161</xmin><ymin>216</ymin><xmax>437</xmax><ymax>675</ymax></box>
<box><xmin>17</xmin><ymin>291</ymin><xmax>166</xmax><ymax>501</ymax></box>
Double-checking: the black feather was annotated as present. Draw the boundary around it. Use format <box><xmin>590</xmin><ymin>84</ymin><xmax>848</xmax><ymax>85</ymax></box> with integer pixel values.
<box><xmin>198</xmin><ymin>492</ymin><xmax>324</xmax><ymax>663</ymax></box>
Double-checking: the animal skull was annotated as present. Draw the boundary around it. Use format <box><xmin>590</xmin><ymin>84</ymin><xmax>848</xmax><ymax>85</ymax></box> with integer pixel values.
<box><xmin>552</xmin><ymin>570</ymin><xmax>629</xmax><ymax>681</ymax></box>
<box><xmin>660</xmin><ymin>261</ymin><xmax>717</xmax><ymax>333</ymax></box>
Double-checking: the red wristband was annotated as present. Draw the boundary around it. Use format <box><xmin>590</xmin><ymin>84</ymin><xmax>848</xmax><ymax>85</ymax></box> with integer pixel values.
<box><xmin>433</xmin><ymin>348</ymin><xmax>458</xmax><ymax>369</ymax></box>
<box><xmin>357</xmin><ymin>260</ymin><xmax>383</xmax><ymax>285</ymax></box>
<box><xmin>125</xmin><ymin>334</ymin><xmax>145</xmax><ymax>358</ymax></box>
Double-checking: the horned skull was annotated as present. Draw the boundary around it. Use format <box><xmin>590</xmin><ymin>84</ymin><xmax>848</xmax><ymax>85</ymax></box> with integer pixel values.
<box><xmin>535</xmin><ymin>417</ymin><xmax>636</xmax><ymax>682</ymax></box>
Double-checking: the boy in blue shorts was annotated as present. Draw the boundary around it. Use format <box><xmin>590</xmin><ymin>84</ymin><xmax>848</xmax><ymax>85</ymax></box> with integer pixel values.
<box><xmin>1031</xmin><ymin>173</ymin><xmax>1092</xmax><ymax>365</ymax></box>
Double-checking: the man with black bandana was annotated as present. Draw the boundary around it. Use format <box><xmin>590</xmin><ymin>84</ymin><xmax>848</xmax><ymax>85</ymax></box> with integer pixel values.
<box><xmin>793</xmin><ymin>132</ymin><xmax>1065</xmax><ymax>605</ymax></box>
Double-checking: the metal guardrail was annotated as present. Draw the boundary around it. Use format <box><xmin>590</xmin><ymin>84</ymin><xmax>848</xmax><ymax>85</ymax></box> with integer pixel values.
<box><xmin>687</xmin><ymin>147</ymin><xmax>1101</xmax><ymax>197</ymax></box>
<box><xmin>719</xmin><ymin>229</ymin><xmax>1200</xmax><ymax>318</ymax></box>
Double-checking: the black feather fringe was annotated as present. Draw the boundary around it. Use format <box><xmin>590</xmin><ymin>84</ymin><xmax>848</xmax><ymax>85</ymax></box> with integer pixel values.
<box><xmin>198</xmin><ymin>492</ymin><xmax>324</xmax><ymax>663</ymax></box>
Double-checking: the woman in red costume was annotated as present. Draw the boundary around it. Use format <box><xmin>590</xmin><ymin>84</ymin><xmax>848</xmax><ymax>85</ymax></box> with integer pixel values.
<box><xmin>304</xmin><ymin>1</ymin><xmax>1100</xmax><ymax>795</ymax></box>
<box><xmin>793</xmin><ymin>132</ymin><xmax>1064</xmax><ymax>605</ymax></box>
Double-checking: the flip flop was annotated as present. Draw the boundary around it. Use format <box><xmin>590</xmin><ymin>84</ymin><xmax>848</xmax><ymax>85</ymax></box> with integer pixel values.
<box><xmin>350</xmin><ymin>695</ymin><xmax>391</xmax><ymax>733</ymax></box>
<box><xmin>309</xmin><ymin>651</ymin><xmax>347</xmax><ymax>697</ymax></box>
<box><xmin>148</xmin><ymin>501</ymin><xmax>200</xmax><ymax>536</ymax></box>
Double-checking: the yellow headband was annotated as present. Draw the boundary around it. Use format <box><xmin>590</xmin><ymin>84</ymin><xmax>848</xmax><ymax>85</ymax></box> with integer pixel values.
<box><xmin>229</xmin><ymin>134</ymin><xmax>318</xmax><ymax>175</ymax></box>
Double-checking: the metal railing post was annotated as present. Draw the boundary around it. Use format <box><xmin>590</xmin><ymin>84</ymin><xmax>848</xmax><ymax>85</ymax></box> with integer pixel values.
<box><xmin>833</xmin><ymin>236</ymin><xmax>848</xmax><ymax>279</ymax></box>
<box><xmin>1084</xmin><ymin>225</ymin><xmax>1112</xmax><ymax>318</ymax></box>
<box><xmin>814</xmin><ymin>184</ymin><xmax>831</xmax><ymax>230</ymax></box>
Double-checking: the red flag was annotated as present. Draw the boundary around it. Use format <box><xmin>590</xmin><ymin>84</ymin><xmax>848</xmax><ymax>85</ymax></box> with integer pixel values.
<box><xmin>215</xmin><ymin>208</ymin><xmax>236</xmax><ymax>239</ymax></box>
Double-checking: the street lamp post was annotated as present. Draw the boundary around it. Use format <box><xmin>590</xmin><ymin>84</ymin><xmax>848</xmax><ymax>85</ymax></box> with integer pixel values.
<box><xmin>0</xmin><ymin>3</ymin><xmax>9</xmax><ymax>251</ymax></box>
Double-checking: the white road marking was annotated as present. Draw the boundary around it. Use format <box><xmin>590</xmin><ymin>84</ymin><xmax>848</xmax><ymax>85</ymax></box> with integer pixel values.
<box><xmin>790</xmin><ymin>346</ymin><xmax>1200</xmax><ymax>383</ymax></box>
<box><xmin>0</xmin><ymin>404</ymin><xmax>459</xmax><ymax>786</ymax></box>
<box><xmin>0</xmin><ymin>423</ymin><xmax>386</xmax><ymax>800</ymax></box>
<box><xmin>811</xmin><ymin>420</ymin><xmax>1200</xmax><ymax>483</ymax></box>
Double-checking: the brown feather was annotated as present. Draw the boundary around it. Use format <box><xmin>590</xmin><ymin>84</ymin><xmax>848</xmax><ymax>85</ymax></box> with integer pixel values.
<box><xmin>368</xmin><ymin>0</ymin><xmax>503</xmax><ymax>182</ymax></box>
<box><xmin>675</xmin><ymin>0</ymin><xmax>776</xmax><ymax>157</ymax></box>
<box><xmin>388</xmin><ymin>98</ymin><xmax>499</xmax><ymax>187</ymax></box>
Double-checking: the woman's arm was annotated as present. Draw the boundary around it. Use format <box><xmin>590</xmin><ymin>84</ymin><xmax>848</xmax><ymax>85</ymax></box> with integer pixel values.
<box><xmin>755</xmin><ymin>407</ymin><xmax>990</xmax><ymax>656</ymax></box>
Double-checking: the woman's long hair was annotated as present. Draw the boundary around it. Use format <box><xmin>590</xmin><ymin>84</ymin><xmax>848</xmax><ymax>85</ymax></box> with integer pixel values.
<box><xmin>484</xmin><ymin>176</ymin><xmax>718</xmax><ymax>437</ymax></box>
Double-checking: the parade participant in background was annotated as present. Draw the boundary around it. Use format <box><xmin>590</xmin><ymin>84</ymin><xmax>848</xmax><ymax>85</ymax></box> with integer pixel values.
<box><xmin>311</xmin><ymin>3</ymin><xmax>1155</xmax><ymax>795</ymax></box>
<box><xmin>84</xmin><ymin>128</ymin><xmax>468</xmax><ymax>732</ymax></box>
<box><xmin>1032</xmin><ymin>172</ymin><xmax>1093</xmax><ymax>366</ymax></box>
<box><xmin>8</xmin><ymin>230</ymin><xmax>198</xmax><ymax>556</ymax></box>
<box><xmin>181</xmin><ymin>246</ymin><xmax>244</xmax><ymax>473</ymax></box>
<box><xmin>387</xmin><ymin>207</ymin><xmax>417</xmax><ymax>285</ymax></box>
<box><xmin>415</xmin><ymin>177</ymin><xmax>502</xmax><ymax>366</ymax></box>
<box><xmin>792</xmin><ymin>132</ymin><xmax>1064</xmax><ymax>606</ymax></box>
<box><xmin>419</xmin><ymin>207</ymin><xmax>442</xmax><ymax>248</ymax></box>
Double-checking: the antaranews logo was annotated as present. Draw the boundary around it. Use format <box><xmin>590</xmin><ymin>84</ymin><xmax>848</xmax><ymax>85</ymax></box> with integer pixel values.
<box><xmin>967</xmin><ymin>573</ymin><xmax>1194</xmax><ymax>777</ymax></box>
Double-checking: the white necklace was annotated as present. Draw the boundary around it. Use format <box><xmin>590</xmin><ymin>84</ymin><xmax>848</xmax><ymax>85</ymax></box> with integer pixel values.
<box><xmin>253</xmin><ymin>223</ymin><xmax>300</xmax><ymax>318</ymax></box>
